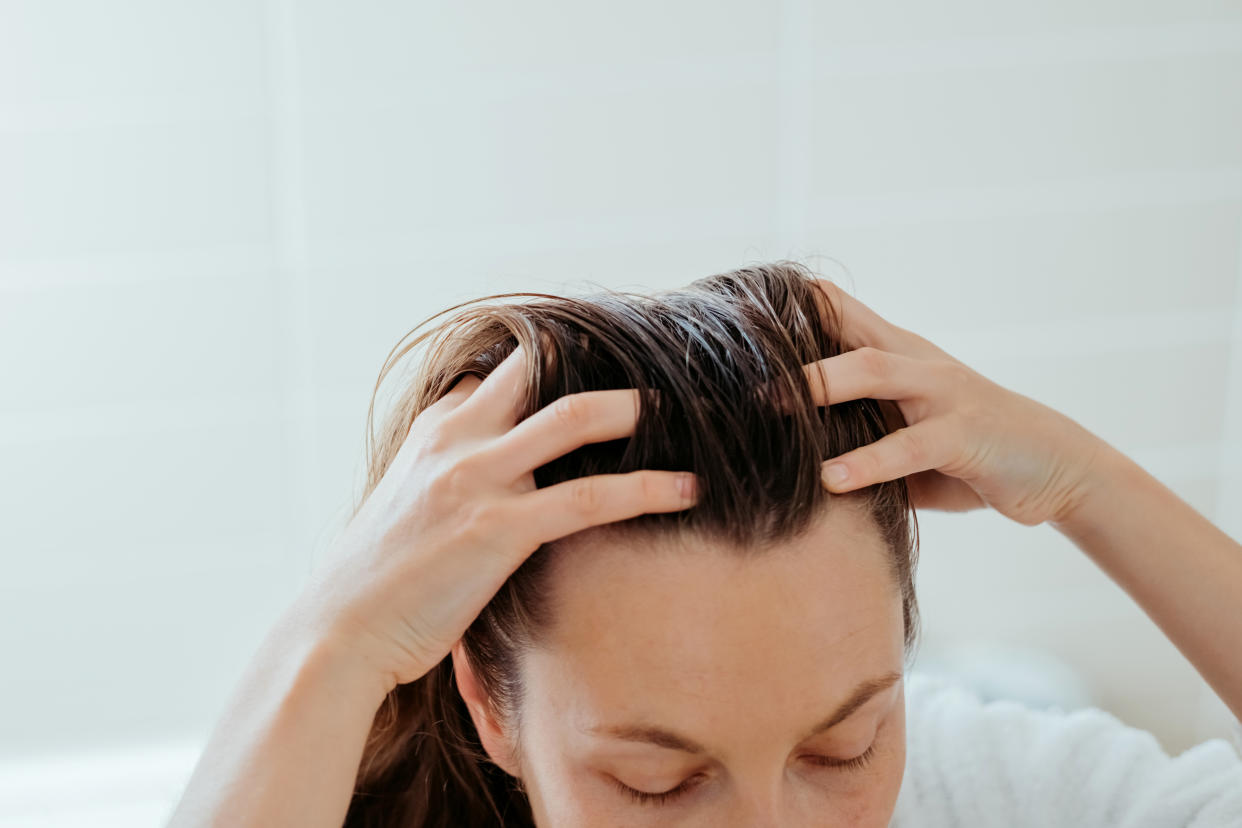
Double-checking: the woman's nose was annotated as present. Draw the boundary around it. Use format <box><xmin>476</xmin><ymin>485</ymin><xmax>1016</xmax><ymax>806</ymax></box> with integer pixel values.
<box><xmin>722</xmin><ymin>779</ymin><xmax>786</xmax><ymax>828</ymax></box>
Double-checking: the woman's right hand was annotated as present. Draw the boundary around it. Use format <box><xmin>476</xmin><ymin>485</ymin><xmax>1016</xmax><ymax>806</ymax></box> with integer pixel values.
<box><xmin>292</xmin><ymin>345</ymin><xmax>699</xmax><ymax>693</ymax></box>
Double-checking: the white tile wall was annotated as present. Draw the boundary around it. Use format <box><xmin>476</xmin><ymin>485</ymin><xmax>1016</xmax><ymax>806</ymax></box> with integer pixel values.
<box><xmin>1</xmin><ymin>1</ymin><xmax>1240</xmax><ymax>824</ymax></box>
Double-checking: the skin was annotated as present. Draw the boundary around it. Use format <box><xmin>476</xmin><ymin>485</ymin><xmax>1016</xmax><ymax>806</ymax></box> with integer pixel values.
<box><xmin>169</xmin><ymin>277</ymin><xmax>1242</xmax><ymax>826</ymax></box>
<box><xmin>455</xmin><ymin>503</ymin><xmax>907</xmax><ymax>826</ymax></box>
<box><xmin>807</xmin><ymin>278</ymin><xmax>1242</xmax><ymax>723</ymax></box>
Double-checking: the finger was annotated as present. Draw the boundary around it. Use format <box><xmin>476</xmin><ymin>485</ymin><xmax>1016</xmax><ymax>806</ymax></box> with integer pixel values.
<box><xmin>820</xmin><ymin>419</ymin><xmax>958</xmax><ymax>493</ymax></box>
<box><xmin>453</xmin><ymin>344</ymin><xmax>530</xmax><ymax>428</ymax></box>
<box><xmin>809</xmin><ymin>279</ymin><xmax>895</xmax><ymax>352</ymax></box>
<box><xmin>404</xmin><ymin>373</ymin><xmax>484</xmax><ymax>441</ymax></box>
<box><xmin>516</xmin><ymin>470</ymin><xmax>698</xmax><ymax>544</ymax></box>
<box><xmin>437</xmin><ymin>373</ymin><xmax>483</xmax><ymax>412</ymax></box>
<box><xmin>802</xmin><ymin>347</ymin><xmax>935</xmax><ymax>407</ymax></box>
<box><xmin>476</xmin><ymin>389</ymin><xmax>643</xmax><ymax>482</ymax></box>
<box><xmin>809</xmin><ymin>279</ymin><xmax>948</xmax><ymax>362</ymax></box>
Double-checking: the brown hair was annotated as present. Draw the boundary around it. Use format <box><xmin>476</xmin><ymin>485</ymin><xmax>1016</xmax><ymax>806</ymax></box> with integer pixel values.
<box><xmin>343</xmin><ymin>261</ymin><xmax>920</xmax><ymax>827</ymax></box>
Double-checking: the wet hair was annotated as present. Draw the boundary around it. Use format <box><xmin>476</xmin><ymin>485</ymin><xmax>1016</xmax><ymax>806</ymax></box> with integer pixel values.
<box><xmin>343</xmin><ymin>261</ymin><xmax>919</xmax><ymax>827</ymax></box>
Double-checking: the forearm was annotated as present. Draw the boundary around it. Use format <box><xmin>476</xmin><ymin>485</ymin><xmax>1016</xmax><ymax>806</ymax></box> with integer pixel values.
<box><xmin>167</xmin><ymin>604</ymin><xmax>391</xmax><ymax>828</ymax></box>
<box><xmin>1051</xmin><ymin>442</ymin><xmax>1242</xmax><ymax>723</ymax></box>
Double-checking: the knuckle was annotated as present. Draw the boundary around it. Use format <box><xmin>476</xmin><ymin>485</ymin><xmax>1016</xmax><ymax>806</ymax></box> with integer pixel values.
<box><xmin>899</xmin><ymin>429</ymin><xmax>927</xmax><ymax>466</ymax></box>
<box><xmin>940</xmin><ymin>360</ymin><xmax>974</xmax><ymax>391</ymax></box>
<box><xmin>465</xmin><ymin>499</ymin><xmax>504</xmax><ymax>533</ymax></box>
<box><xmin>412</xmin><ymin>406</ymin><xmax>466</xmax><ymax>454</ymax></box>
<box><xmin>948</xmin><ymin>392</ymin><xmax>988</xmax><ymax>431</ymax></box>
<box><xmin>432</xmin><ymin>455</ymin><xmax>480</xmax><ymax>500</ymax></box>
<box><xmin>857</xmin><ymin>346</ymin><xmax>891</xmax><ymax>378</ymax></box>
<box><xmin>552</xmin><ymin>394</ymin><xmax>591</xmax><ymax>430</ymax></box>
<box><xmin>943</xmin><ymin>408</ymin><xmax>970</xmax><ymax>436</ymax></box>
<box><xmin>451</xmin><ymin>515</ymin><xmax>482</xmax><ymax>547</ymax></box>
<box><xmin>953</xmin><ymin>396</ymin><xmax>983</xmax><ymax>427</ymax></box>
<box><xmin>569</xmin><ymin>477</ymin><xmax>602</xmax><ymax>515</ymax></box>
<box><xmin>420</xmin><ymin>420</ymin><xmax>455</xmax><ymax>453</ymax></box>
<box><xmin>455</xmin><ymin>502</ymin><xmax>501</xmax><ymax>548</ymax></box>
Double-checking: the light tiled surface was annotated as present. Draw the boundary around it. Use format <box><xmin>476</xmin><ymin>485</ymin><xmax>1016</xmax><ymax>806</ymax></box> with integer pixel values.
<box><xmin>2</xmin><ymin>2</ymin><xmax>1241</xmax><ymax>824</ymax></box>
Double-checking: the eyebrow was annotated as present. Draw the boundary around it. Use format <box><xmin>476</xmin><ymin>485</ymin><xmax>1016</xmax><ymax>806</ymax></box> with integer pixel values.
<box><xmin>590</xmin><ymin>670</ymin><xmax>903</xmax><ymax>754</ymax></box>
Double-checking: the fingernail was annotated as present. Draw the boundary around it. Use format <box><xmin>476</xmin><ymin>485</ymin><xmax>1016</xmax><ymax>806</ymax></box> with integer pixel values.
<box><xmin>822</xmin><ymin>463</ymin><xmax>849</xmax><ymax>488</ymax></box>
<box><xmin>678</xmin><ymin>474</ymin><xmax>698</xmax><ymax>500</ymax></box>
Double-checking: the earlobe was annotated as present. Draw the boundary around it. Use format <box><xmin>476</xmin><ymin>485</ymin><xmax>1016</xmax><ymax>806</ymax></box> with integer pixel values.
<box><xmin>451</xmin><ymin>641</ymin><xmax>521</xmax><ymax>778</ymax></box>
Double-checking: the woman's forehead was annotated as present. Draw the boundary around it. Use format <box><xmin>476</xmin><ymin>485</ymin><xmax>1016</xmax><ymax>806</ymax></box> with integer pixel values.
<box><xmin>528</xmin><ymin>503</ymin><xmax>905</xmax><ymax>706</ymax></box>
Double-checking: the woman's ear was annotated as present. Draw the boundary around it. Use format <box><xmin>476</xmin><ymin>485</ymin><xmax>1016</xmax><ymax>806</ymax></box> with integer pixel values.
<box><xmin>451</xmin><ymin>640</ymin><xmax>521</xmax><ymax>778</ymax></box>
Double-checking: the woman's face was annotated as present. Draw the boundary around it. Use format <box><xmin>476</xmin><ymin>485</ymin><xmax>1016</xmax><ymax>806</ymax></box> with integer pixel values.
<box><xmin>470</xmin><ymin>501</ymin><xmax>908</xmax><ymax>827</ymax></box>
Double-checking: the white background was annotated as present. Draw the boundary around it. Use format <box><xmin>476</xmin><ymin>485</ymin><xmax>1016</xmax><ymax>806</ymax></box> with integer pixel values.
<box><xmin>2</xmin><ymin>1</ymin><xmax>1241</xmax><ymax>825</ymax></box>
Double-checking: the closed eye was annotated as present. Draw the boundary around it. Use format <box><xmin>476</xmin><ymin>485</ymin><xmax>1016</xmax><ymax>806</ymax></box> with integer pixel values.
<box><xmin>803</xmin><ymin>743</ymin><xmax>877</xmax><ymax>772</ymax></box>
<box><xmin>611</xmin><ymin>773</ymin><xmax>705</xmax><ymax>806</ymax></box>
<box><xmin>611</xmin><ymin>744</ymin><xmax>877</xmax><ymax>808</ymax></box>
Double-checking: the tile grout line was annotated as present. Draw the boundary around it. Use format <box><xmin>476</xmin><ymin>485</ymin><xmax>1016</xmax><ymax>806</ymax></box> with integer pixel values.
<box><xmin>1215</xmin><ymin>211</ymin><xmax>1242</xmax><ymax>541</ymax></box>
<box><xmin>264</xmin><ymin>0</ymin><xmax>323</xmax><ymax>597</ymax></box>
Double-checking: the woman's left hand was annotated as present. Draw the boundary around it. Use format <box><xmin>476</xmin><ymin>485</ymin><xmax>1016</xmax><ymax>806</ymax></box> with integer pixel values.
<box><xmin>805</xmin><ymin>279</ymin><xmax>1109</xmax><ymax>527</ymax></box>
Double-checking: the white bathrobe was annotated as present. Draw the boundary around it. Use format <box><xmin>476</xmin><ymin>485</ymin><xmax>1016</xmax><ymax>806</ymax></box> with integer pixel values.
<box><xmin>891</xmin><ymin>672</ymin><xmax>1242</xmax><ymax>827</ymax></box>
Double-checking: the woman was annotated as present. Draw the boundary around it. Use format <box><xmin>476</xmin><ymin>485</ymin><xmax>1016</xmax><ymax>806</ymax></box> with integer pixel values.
<box><xmin>169</xmin><ymin>262</ymin><xmax>1242</xmax><ymax>826</ymax></box>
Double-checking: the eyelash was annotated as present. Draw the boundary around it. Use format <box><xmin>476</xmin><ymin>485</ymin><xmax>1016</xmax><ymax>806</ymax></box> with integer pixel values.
<box><xmin>612</xmin><ymin>774</ymin><xmax>703</xmax><ymax>806</ymax></box>
<box><xmin>804</xmin><ymin>742</ymin><xmax>878</xmax><ymax>772</ymax></box>
<box><xmin>612</xmin><ymin>744</ymin><xmax>878</xmax><ymax>806</ymax></box>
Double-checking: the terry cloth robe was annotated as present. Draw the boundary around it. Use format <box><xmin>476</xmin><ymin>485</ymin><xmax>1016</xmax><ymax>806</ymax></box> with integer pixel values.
<box><xmin>891</xmin><ymin>672</ymin><xmax>1242</xmax><ymax>827</ymax></box>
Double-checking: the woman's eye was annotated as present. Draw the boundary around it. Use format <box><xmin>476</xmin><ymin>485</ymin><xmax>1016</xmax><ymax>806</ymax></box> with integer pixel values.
<box><xmin>804</xmin><ymin>743</ymin><xmax>877</xmax><ymax>772</ymax></box>
<box><xmin>611</xmin><ymin>774</ymin><xmax>703</xmax><ymax>806</ymax></box>
<box><xmin>609</xmin><ymin>746</ymin><xmax>878</xmax><ymax>807</ymax></box>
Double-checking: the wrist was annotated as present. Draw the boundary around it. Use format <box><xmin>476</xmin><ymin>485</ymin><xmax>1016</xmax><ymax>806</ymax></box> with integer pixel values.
<box><xmin>274</xmin><ymin>595</ymin><xmax>397</xmax><ymax>711</ymax></box>
<box><xmin>169</xmin><ymin>595</ymin><xmax>392</xmax><ymax>827</ymax></box>
<box><xmin>1048</xmin><ymin>439</ymin><xmax>1138</xmax><ymax>537</ymax></box>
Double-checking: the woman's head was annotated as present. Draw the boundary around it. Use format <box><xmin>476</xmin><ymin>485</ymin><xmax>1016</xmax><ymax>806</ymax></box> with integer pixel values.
<box><xmin>346</xmin><ymin>262</ymin><xmax>920</xmax><ymax>827</ymax></box>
